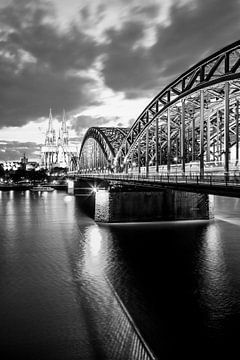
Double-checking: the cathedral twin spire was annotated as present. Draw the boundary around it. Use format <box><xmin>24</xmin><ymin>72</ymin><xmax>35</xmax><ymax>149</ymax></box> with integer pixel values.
<box><xmin>45</xmin><ymin>109</ymin><xmax>69</xmax><ymax>146</ymax></box>
<box><xmin>48</xmin><ymin>108</ymin><xmax>53</xmax><ymax>132</ymax></box>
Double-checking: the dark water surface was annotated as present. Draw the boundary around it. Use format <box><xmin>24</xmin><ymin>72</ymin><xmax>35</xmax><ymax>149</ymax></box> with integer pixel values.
<box><xmin>0</xmin><ymin>191</ymin><xmax>240</xmax><ymax>359</ymax></box>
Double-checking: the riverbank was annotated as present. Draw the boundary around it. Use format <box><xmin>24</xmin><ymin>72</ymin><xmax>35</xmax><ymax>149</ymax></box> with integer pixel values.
<box><xmin>0</xmin><ymin>183</ymin><xmax>67</xmax><ymax>191</ymax></box>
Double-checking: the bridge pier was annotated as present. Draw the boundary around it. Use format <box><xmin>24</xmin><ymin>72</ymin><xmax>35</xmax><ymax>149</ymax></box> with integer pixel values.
<box><xmin>69</xmin><ymin>178</ymin><xmax>213</xmax><ymax>223</ymax></box>
<box><xmin>94</xmin><ymin>188</ymin><xmax>213</xmax><ymax>223</ymax></box>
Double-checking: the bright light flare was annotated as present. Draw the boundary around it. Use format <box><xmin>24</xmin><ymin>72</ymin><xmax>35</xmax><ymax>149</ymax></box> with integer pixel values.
<box><xmin>64</xmin><ymin>195</ymin><xmax>72</xmax><ymax>203</ymax></box>
<box><xmin>92</xmin><ymin>186</ymin><xmax>98</xmax><ymax>193</ymax></box>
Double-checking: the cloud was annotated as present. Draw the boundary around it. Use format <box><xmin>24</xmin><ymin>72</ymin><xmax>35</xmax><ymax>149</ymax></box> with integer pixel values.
<box><xmin>101</xmin><ymin>0</ymin><xmax>240</xmax><ymax>99</ymax></box>
<box><xmin>1</xmin><ymin>0</ymin><xmax>240</xmax><ymax>141</ymax></box>
<box><xmin>71</xmin><ymin>114</ymin><xmax>119</xmax><ymax>135</ymax></box>
<box><xmin>151</xmin><ymin>0</ymin><xmax>240</xmax><ymax>78</ymax></box>
<box><xmin>0</xmin><ymin>140</ymin><xmax>40</xmax><ymax>161</ymax></box>
<box><xmin>0</xmin><ymin>0</ymin><xmax>101</xmax><ymax>128</ymax></box>
<box><xmin>102</xmin><ymin>20</ymin><xmax>160</xmax><ymax>98</ymax></box>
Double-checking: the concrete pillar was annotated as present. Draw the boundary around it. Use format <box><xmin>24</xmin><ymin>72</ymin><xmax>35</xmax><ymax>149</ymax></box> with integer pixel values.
<box><xmin>94</xmin><ymin>188</ymin><xmax>211</xmax><ymax>222</ymax></box>
<box><xmin>67</xmin><ymin>179</ymin><xmax>75</xmax><ymax>194</ymax></box>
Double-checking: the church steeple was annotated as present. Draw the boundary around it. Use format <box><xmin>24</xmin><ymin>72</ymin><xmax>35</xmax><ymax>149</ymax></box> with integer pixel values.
<box><xmin>41</xmin><ymin>108</ymin><xmax>77</xmax><ymax>171</ymax></box>
<box><xmin>61</xmin><ymin>109</ymin><xmax>69</xmax><ymax>145</ymax></box>
<box><xmin>62</xmin><ymin>109</ymin><xmax>67</xmax><ymax>133</ymax></box>
<box><xmin>57</xmin><ymin>126</ymin><xmax>61</xmax><ymax>145</ymax></box>
<box><xmin>48</xmin><ymin>108</ymin><xmax>53</xmax><ymax>132</ymax></box>
<box><xmin>45</xmin><ymin>108</ymin><xmax>56</xmax><ymax>145</ymax></box>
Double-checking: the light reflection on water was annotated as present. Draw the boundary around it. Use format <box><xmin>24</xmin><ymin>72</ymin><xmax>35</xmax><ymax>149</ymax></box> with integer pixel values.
<box><xmin>82</xmin><ymin>225</ymin><xmax>106</xmax><ymax>278</ymax></box>
<box><xmin>198</xmin><ymin>223</ymin><xmax>232</xmax><ymax>325</ymax></box>
<box><xmin>1</xmin><ymin>192</ymin><xmax>240</xmax><ymax>359</ymax></box>
<box><xmin>0</xmin><ymin>191</ymin><xmax>156</xmax><ymax>359</ymax></box>
<box><xmin>78</xmin><ymin>223</ymin><xmax>155</xmax><ymax>359</ymax></box>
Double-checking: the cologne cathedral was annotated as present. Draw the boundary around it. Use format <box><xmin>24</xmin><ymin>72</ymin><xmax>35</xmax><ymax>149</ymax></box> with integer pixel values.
<box><xmin>41</xmin><ymin>109</ymin><xmax>78</xmax><ymax>170</ymax></box>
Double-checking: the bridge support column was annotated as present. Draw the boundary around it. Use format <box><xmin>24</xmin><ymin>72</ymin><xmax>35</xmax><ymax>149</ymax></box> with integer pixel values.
<box><xmin>167</xmin><ymin>108</ymin><xmax>171</xmax><ymax>173</ymax></box>
<box><xmin>235</xmin><ymin>100</ymin><xmax>239</xmax><ymax>163</ymax></box>
<box><xmin>200</xmin><ymin>89</ymin><xmax>204</xmax><ymax>179</ymax></box>
<box><xmin>67</xmin><ymin>179</ymin><xmax>75</xmax><ymax>194</ymax></box>
<box><xmin>159</xmin><ymin>125</ymin><xmax>162</xmax><ymax>166</ymax></box>
<box><xmin>224</xmin><ymin>81</ymin><xmax>230</xmax><ymax>180</ymax></box>
<box><xmin>216</xmin><ymin>110</ymin><xmax>220</xmax><ymax>161</ymax></box>
<box><xmin>146</xmin><ymin>127</ymin><xmax>149</xmax><ymax>176</ymax></box>
<box><xmin>94</xmin><ymin>188</ymin><xmax>212</xmax><ymax>222</ymax></box>
<box><xmin>192</xmin><ymin>116</ymin><xmax>195</xmax><ymax>161</ymax></box>
<box><xmin>181</xmin><ymin>100</ymin><xmax>185</xmax><ymax>175</ymax></box>
<box><xmin>156</xmin><ymin>118</ymin><xmax>159</xmax><ymax>173</ymax></box>
<box><xmin>206</xmin><ymin>113</ymin><xmax>210</xmax><ymax>162</ymax></box>
<box><xmin>138</xmin><ymin>138</ymin><xmax>141</xmax><ymax>174</ymax></box>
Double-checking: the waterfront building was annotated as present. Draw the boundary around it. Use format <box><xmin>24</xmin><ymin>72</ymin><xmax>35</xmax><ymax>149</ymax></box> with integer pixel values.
<box><xmin>20</xmin><ymin>153</ymin><xmax>28</xmax><ymax>170</ymax></box>
<box><xmin>41</xmin><ymin>109</ymin><xmax>78</xmax><ymax>170</ymax></box>
<box><xmin>1</xmin><ymin>161</ymin><xmax>21</xmax><ymax>171</ymax></box>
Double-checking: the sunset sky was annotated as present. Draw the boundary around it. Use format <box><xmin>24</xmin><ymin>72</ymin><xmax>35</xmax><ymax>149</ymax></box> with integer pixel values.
<box><xmin>0</xmin><ymin>0</ymin><xmax>240</xmax><ymax>161</ymax></box>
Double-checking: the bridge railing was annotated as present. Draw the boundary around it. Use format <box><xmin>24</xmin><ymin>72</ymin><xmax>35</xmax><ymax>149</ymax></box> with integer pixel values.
<box><xmin>75</xmin><ymin>172</ymin><xmax>240</xmax><ymax>188</ymax></box>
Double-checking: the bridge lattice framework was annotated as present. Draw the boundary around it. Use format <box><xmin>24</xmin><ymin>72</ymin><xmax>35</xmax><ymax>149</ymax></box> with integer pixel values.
<box><xmin>79</xmin><ymin>41</ymin><xmax>240</xmax><ymax>177</ymax></box>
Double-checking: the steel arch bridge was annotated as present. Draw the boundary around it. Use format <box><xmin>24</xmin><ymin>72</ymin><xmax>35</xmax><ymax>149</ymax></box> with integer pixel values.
<box><xmin>79</xmin><ymin>40</ymin><xmax>240</xmax><ymax>178</ymax></box>
<box><xmin>79</xmin><ymin>127</ymin><xmax>129</xmax><ymax>172</ymax></box>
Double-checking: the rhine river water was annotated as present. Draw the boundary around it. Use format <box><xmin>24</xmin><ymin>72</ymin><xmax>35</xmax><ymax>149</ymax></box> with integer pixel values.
<box><xmin>0</xmin><ymin>190</ymin><xmax>240</xmax><ymax>359</ymax></box>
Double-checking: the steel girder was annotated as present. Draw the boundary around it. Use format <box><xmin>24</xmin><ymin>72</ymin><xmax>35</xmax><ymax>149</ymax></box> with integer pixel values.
<box><xmin>79</xmin><ymin>127</ymin><xmax>129</xmax><ymax>171</ymax></box>
<box><xmin>115</xmin><ymin>40</ymin><xmax>240</xmax><ymax>172</ymax></box>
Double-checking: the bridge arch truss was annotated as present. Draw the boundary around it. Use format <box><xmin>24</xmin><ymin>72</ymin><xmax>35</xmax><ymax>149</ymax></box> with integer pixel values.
<box><xmin>113</xmin><ymin>40</ymin><xmax>240</xmax><ymax>177</ymax></box>
<box><xmin>78</xmin><ymin>127</ymin><xmax>129</xmax><ymax>173</ymax></box>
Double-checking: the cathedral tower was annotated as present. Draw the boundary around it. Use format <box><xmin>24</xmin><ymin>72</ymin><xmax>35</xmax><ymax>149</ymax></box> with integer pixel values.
<box><xmin>41</xmin><ymin>109</ymin><xmax>78</xmax><ymax>170</ymax></box>
<box><xmin>45</xmin><ymin>108</ymin><xmax>56</xmax><ymax>145</ymax></box>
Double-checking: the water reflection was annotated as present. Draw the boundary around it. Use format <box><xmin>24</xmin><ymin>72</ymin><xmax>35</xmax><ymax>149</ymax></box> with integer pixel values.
<box><xmin>82</xmin><ymin>225</ymin><xmax>105</xmax><ymax>277</ymax></box>
<box><xmin>5</xmin><ymin>194</ymin><xmax>17</xmax><ymax>237</ymax></box>
<box><xmin>89</xmin><ymin>228</ymin><xmax>102</xmax><ymax>257</ymax></box>
<box><xmin>198</xmin><ymin>223</ymin><xmax>232</xmax><ymax>323</ymax></box>
<box><xmin>2</xmin><ymin>191</ymin><xmax>240</xmax><ymax>359</ymax></box>
<box><xmin>78</xmin><ymin>223</ymin><xmax>156</xmax><ymax>359</ymax></box>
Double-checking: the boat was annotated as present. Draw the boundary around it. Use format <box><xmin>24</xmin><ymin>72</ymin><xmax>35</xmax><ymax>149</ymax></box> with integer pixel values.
<box><xmin>30</xmin><ymin>186</ymin><xmax>54</xmax><ymax>192</ymax></box>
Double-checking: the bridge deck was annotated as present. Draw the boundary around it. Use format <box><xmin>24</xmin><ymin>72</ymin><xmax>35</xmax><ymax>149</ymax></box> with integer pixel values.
<box><xmin>72</xmin><ymin>173</ymin><xmax>240</xmax><ymax>197</ymax></box>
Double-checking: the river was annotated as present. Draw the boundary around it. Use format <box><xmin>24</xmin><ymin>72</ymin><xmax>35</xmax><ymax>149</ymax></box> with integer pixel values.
<box><xmin>0</xmin><ymin>190</ymin><xmax>239</xmax><ymax>359</ymax></box>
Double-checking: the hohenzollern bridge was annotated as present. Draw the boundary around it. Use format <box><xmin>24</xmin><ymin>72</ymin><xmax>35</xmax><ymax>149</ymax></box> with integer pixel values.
<box><xmin>71</xmin><ymin>41</ymin><xmax>240</xmax><ymax>197</ymax></box>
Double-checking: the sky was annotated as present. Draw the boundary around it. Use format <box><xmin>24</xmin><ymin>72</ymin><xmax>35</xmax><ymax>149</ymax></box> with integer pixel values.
<box><xmin>0</xmin><ymin>0</ymin><xmax>240</xmax><ymax>161</ymax></box>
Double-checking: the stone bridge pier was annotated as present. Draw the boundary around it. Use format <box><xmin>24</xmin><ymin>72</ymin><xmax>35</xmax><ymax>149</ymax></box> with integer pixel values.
<box><xmin>94</xmin><ymin>188</ymin><xmax>213</xmax><ymax>222</ymax></box>
<box><xmin>68</xmin><ymin>179</ymin><xmax>213</xmax><ymax>222</ymax></box>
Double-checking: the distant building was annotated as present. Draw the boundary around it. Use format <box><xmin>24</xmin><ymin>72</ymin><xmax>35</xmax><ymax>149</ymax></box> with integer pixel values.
<box><xmin>41</xmin><ymin>109</ymin><xmax>78</xmax><ymax>170</ymax></box>
<box><xmin>0</xmin><ymin>155</ymin><xmax>40</xmax><ymax>172</ymax></box>
<box><xmin>20</xmin><ymin>153</ymin><xmax>28</xmax><ymax>169</ymax></box>
<box><xmin>2</xmin><ymin>161</ymin><xmax>21</xmax><ymax>171</ymax></box>
<box><xmin>26</xmin><ymin>162</ymin><xmax>39</xmax><ymax>171</ymax></box>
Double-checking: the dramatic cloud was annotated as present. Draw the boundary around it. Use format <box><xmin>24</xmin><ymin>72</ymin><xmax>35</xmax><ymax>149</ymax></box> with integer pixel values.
<box><xmin>71</xmin><ymin>115</ymin><xmax>119</xmax><ymax>135</ymax></box>
<box><xmin>102</xmin><ymin>21</ymin><xmax>160</xmax><ymax>98</ymax></box>
<box><xmin>101</xmin><ymin>0</ymin><xmax>240</xmax><ymax>98</ymax></box>
<box><xmin>0</xmin><ymin>0</ymin><xmax>101</xmax><ymax>127</ymax></box>
<box><xmin>151</xmin><ymin>0</ymin><xmax>240</xmax><ymax>79</ymax></box>
<box><xmin>1</xmin><ymin>0</ymin><xmax>240</xmax><ymax>160</ymax></box>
